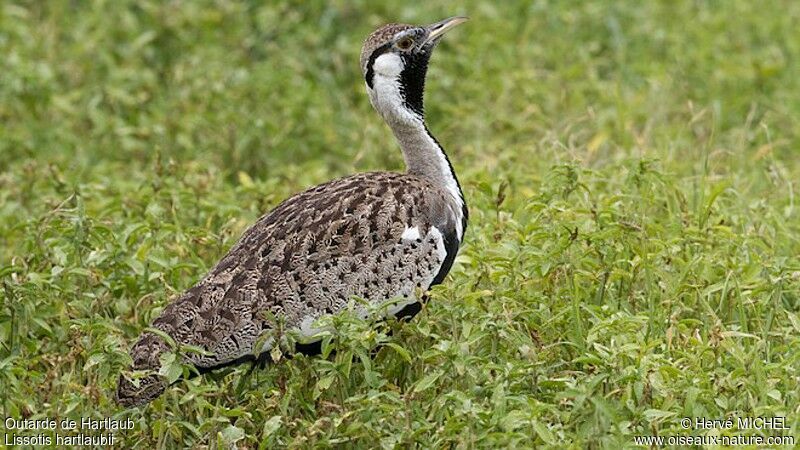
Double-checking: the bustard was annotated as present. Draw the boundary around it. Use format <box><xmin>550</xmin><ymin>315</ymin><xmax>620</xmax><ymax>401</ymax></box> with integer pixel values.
<box><xmin>116</xmin><ymin>16</ymin><xmax>469</xmax><ymax>407</ymax></box>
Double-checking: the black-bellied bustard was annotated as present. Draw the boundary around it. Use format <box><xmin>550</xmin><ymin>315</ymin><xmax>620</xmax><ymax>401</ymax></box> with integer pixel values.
<box><xmin>117</xmin><ymin>16</ymin><xmax>469</xmax><ymax>407</ymax></box>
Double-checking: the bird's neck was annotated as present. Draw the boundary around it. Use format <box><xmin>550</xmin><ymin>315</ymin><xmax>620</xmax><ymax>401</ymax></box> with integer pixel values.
<box><xmin>389</xmin><ymin>118</ymin><xmax>467</xmax><ymax>238</ymax></box>
<box><xmin>369</xmin><ymin>54</ymin><xmax>461</xmax><ymax>192</ymax></box>
<box><xmin>392</xmin><ymin>120</ymin><xmax>455</xmax><ymax>185</ymax></box>
<box><xmin>367</xmin><ymin>52</ymin><xmax>467</xmax><ymax>237</ymax></box>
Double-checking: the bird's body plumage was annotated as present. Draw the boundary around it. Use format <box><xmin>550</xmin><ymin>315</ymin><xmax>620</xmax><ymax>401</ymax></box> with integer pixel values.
<box><xmin>117</xmin><ymin>17</ymin><xmax>469</xmax><ymax>407</ymax></box>
<box><xmin>132</xmin><ymin>172</ymin><xmax>461</xmax><ymax>366</ymax></box>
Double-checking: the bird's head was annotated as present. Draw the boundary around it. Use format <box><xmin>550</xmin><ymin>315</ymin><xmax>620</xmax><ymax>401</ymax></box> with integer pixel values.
<box><xmin>360</xmin><ymin>16</ymin><xmax>468</xmax><ymax>127</ymax></box>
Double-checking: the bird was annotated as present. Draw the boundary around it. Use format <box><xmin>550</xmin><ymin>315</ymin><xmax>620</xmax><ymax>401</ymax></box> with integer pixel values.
<box><xmin>116</xmin><ymin>16</ymin><xmax>469</xmax><ymax>407</ymax></box>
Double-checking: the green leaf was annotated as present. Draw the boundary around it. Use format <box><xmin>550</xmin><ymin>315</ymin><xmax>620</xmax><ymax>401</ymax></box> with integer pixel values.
<box><xmin>220</xmin><ymin>425</ymin><xmax>245</xmax><ymax>446</ymax></box>
<box><xmin>533</xmin><ymin>421</ymin><xmax>557</xmax><ymax>445</ymax></box>
<box><xmin>413</xmin><ymin>370</ymin><xmax>444</xmax><ymax>393</ymax></box>
<box><xmin>384</xmin><ymin>343</ymin><xmax>412</xmax><ymax>363</ymax></box>
<box><xmin>262</xmin><ymin>415</ymin><xmax>282</xmax><ymax>438</ymax></box>
<box><xmin>317</xmin><ymin>375</ymin><xmax>335</xmax><ymax>391</ymax></box>
<box><xmin>84</xmin><ymin>353</ymin><xmax>105</xmax><ymax>369</ymax></box>
<box><xmin>643</xmin><ymin>409</ymin><xmax>677</xmax><ymax>423</ymax></box>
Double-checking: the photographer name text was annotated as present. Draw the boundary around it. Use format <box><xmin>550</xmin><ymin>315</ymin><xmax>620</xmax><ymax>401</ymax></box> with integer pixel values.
<box><xmin>683</xmin><ymin>416</ymin><xmax>789</xmax><ymax>430</ymax></box>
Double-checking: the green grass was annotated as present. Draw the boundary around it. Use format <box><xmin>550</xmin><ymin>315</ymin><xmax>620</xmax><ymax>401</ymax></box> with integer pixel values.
<box><xmin>2</xmin><ymin>0</ymin><xmax>800</xmax><ymax>448</ymax></box>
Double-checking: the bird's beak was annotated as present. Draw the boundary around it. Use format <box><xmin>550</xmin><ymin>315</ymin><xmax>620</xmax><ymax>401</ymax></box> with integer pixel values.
<box><xmin>423</xmin><ymin>16</ymin><xmax>468</xmax><ymax>46</ymax></box>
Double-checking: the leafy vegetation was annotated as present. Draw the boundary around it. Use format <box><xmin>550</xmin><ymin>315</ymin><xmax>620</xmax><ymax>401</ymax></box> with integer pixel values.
<box><xmin>1</xmin><ymin>0</ymin><xmax>799</xmax><ymax>448</ymax></box>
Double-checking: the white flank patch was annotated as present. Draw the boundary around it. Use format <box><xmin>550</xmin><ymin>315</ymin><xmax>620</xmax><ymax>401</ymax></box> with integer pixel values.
<box><xmin>401</xmin><ymin>226</ymin><xmax>421</xmax><ymax>241</ymax></box>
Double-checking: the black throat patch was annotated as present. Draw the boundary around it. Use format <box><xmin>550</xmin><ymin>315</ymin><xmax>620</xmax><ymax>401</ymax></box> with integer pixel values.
<box><xmin>398</xmin><ymin>51</ymin><xmax>431</xmax><ymax>117</ymax></box>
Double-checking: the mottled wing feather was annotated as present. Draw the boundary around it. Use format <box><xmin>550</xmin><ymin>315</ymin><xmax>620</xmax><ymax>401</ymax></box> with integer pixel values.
<box><xmin>117</xmin><ymin>172</ymin><xmax>460</xmax><ymax>406</ymax></box>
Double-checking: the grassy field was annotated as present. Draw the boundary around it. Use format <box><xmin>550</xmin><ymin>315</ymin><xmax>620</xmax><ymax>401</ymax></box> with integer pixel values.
<box><xmin>2</xmin><ymin>0</ymin><xmax>800</xmax><ymax>448</ymax></box>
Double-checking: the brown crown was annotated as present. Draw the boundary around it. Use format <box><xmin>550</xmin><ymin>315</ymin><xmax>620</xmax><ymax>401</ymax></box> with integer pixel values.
<box><xmin>359</xmin><ymin>23</ymin><xmax>414</xmax><ymax>74</ymax></box>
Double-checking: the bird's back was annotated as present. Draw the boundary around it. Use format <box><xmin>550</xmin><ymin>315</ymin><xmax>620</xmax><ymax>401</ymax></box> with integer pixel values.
<box><xmin>116</xmin><ymin>171</ymin><xmax>462</xmax><ymax>406</ymax></box>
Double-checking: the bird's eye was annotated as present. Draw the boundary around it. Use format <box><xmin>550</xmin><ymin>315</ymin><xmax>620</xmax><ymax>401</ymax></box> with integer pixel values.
<box><xmin>397</xmin><ymin>37</ymin><xmax>414</xmax><ymax>50</ymax></box>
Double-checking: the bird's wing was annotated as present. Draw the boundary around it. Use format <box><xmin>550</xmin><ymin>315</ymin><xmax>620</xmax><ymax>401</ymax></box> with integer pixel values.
<box><xmin>130</xmin><ymin>172</ymin><xmax>461</xmax><ymax>371</ymax></box>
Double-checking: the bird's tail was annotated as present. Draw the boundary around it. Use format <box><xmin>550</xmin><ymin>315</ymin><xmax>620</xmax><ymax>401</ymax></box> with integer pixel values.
<box><xmin>115</xmin><ymin>332</ymin><xmax>169</xmax><ymax>407</ymax></box>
